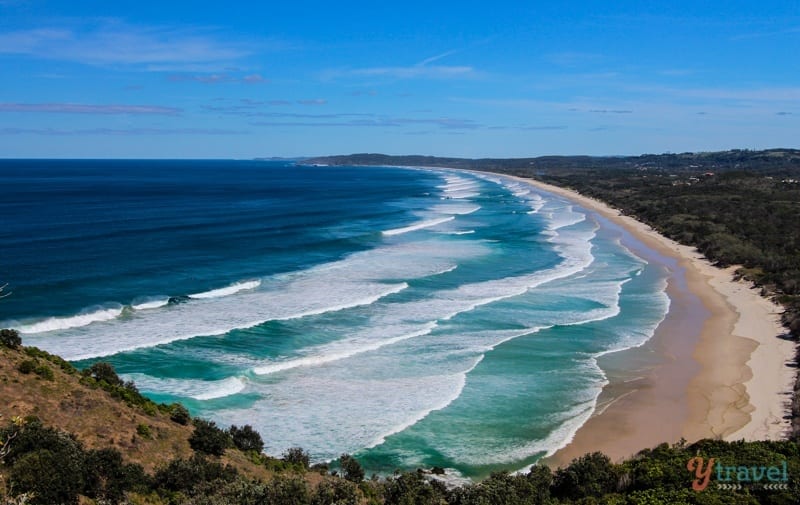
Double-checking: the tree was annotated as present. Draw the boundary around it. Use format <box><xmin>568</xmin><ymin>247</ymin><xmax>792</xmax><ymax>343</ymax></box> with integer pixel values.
<box><xmin>83</xmin><ymin>447</ymin><xmax>144</xmax><ymax>504</ymax></box>
<box><xmin>154</xmin><ymin>454</ymin><xmax>238</xmax><ymax>494</ymax></box>
<box><xmin>0</xmin><ymin>328</ymin><xmax>21</xmax><ymax>349</ymax></box>
<box><xmin>338</xmin><ymin>454</ymin><xmax>364</xmax><ymax>483</ymax></box>
<box><xmin>383</xmin><ymin>471</ymin><xmax>447</xmax><ymax>505</ymax></box>
<box><xmin>228</xmin><ymin>424</ymin><xmax>264</xmax><ymax>453</ymax></box>
<box><xmin>311</xmin><ymin>479</ymin><xmax>358</xmax><ymax>505</ymax></box>
<box><xmin>552</xmin><ymin>452</ymin><xmax>619</xmax><ymax>500</ymax></box>
<box><xmin>189</xmin><ymin>419</ymin><xmax>232</xmax><ymax>456</ymax></box>
<box><xmin>283</xmin><ymin>447</ymin><xmax>311</xmax><ymax>469</ymax></box>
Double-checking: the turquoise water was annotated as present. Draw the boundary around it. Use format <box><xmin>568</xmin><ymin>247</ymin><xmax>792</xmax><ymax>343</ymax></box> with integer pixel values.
<box><xmin>0</xmin><ymin>160</ymin><xmax>669</xmax><ymax>479</ymax></box>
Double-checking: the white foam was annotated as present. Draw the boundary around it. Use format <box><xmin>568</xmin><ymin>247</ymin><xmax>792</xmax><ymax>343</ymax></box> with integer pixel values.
<box><xmin>430</xmin><ymin>204</ymin><xmax>481</xmax><ymax>215</ymax></box>
<box><xmin>272</xmin><ymin>282</ymin><xmax>408</xmax><ymax>321</ymax></box>
<box><xmin>23</xmin><ymin>240</ymin><xmax>489</xmax><ymax>360</ymax></box>
<box><xmin>17</xmin><ymin>306</ymin><xmax>123</xmax><ymax>334</ymax></box>
<box><xmin>382</xmin><ymin>216</ymin><xmax>455</xmax><ymax>236</ymax></box>
<box><xmin>440</xmin><ymin>230</ymin><xmax>475</xmax><ymax>235</ymax></box>
<box><xmin>126</xmin><ymin>374</ymin><xmax>246</xmax><ymax>400</ymax></box>
<box><xmin>131</xmin><ymin>298</ymin><xmax>170</xmax><ymax>310</ymax></box>
<box><xmin>253</xmin><ymin>322</ymin><xmax>438</xmax><ymax>375</ymax></box>
<box><xmin>365</xmin><ymin>355</ymin><xmax>484</xmax><ymax>450</ymax></box>
<box><xmin>443</xmin><ymin>191</ymin><xmax>480</xmax><ymax>199</ymax></box>
<box><xmin>190</xmin><ymin>280</ymin><xmax>261</xmax><ymax>299</ymax></box>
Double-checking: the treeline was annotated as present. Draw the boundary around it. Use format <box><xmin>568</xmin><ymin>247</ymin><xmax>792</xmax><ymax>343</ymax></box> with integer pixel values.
<box><xmin>306</xmin><ymin>148</ymin><xmax>800</xmax><ymax>176</ymax></box>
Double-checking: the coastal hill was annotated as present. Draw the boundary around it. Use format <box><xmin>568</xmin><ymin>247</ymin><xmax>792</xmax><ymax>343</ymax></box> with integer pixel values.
<box><xmin>2</xmin><ymin>332</ymin><xmax>799</xmax><ymax>503</ymax></box>
<box><xmin>306</xmin><ymin>149</ymin><xmax>800</xmax><ymax>175</ymax></box>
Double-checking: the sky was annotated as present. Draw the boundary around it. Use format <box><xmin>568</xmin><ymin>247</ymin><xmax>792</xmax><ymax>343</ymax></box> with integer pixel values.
<box><xmin>0</xmin><ymin>0</ymin><xmax>798</xmax><ymax>158</ymax></box>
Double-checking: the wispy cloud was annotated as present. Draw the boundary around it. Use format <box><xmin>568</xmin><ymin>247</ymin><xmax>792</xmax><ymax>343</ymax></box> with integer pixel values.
<box><xmin>251</xmin><ymin>115</ymin><xmax>483</xmax><ymax>130</ymax></box>
<box><xmin>0</xmin><ymin>102</ymin><xmax>180</xmax><ymax>115</ymax></box>
<box><xmin>0</xmin><ymin>19</ymin><xmax>265</xmax><ymax>69</ymax></box>
<box><xmin>417</xmin><ymin>49</ymin><xmax>459</xmax><ymax>66</ymax></box>
<box><xmin>168</xmin><ymin>73</ymin><xmax>267</xmax><ymax>84</ymax></box>
<box><xmin>0</xmin><ymin>127</ymin><xmax>245</xmax><ymax>135</ymax></box>
<box><xmin>350</xmin><ymin>65</ymin><xmax>474</xmax><ymax>79</ymax></box>
<box><xmin>328</xmin><ymin>49</ymin><xmax>475</xmax><ymax>80</ymax></box>
<box><xmin>297</xmin><ymin>99</ymin><xmax>327</xmax><ymax>105</ymax></box>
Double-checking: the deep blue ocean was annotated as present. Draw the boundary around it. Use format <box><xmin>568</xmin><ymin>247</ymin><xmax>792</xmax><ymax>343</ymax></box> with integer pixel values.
<box><xmin>0</xmin><ymin>159</ymin><xmax>669</xmax><ymax>479</ymax></box>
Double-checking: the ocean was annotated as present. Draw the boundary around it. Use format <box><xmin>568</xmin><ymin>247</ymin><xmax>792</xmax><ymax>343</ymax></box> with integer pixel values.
<box><xmin>0</xmin><ymin>159</ymin><xmax>670</xmax><ymax>479</ymax></box>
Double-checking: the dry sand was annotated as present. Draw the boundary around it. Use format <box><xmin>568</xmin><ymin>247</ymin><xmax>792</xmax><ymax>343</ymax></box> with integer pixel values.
<box><xmin>483</xmin><ymin>175</ymin><xmax>796</xmax><ymax>466</ymax></box>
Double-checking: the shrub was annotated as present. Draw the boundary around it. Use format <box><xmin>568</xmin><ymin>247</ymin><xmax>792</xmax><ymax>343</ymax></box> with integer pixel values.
<box><xmin>17</xmin><ymin>359</ymin><xmax>36</xmax><ymax>374</ymax></box>
<box><xmin>2</xmin><ymin>418</ymin><xmax>82</xmax><ymax>466</ymax></box>
<box><xmin>265</xmin><ymin>475</ymin><xmax>311</xmax><ymax>505</ymax></box>
<box><xmin>136</xmin><ymin>423</ymin><xmax>152</xmax><ymax>439</ymax></box>
<box><xmin>229</xmin><ymin>424</ymin><xmax>264</xmax><ymax>453</ymax></box>
<box><xmin>33</xmin><ymin>364</ymin><xmax>54</xmax><ymax>380</ymax></box>
<box><xmin>0</xmin><ymin>329</ymin><xmax>21</xmax><ymax>349</ymax></box>
<box><xmin>382</xmin><ymin>471</ymin><xmax>447</xmax><ymax>505</ymax></box>
<box><xmin>154</xmin><ymin>454</ymin><xmax>238</xmax><ymax>494</ymax></box>
<box><xmin>189</xmin><ymin>419</ymin><xmax>232</xmax><ymax>456</ymax></box>
<box><xmin>552</xmin><ymin>452</ymin><xmax>620</xmax><ymax>501</ymax></box>
<box><xmin>9</xmin><ymin>449</ymin><xmax>85</xmax><ymax>505</ymax></box>
<box><xmin>312</xmin><ymin>478</ymin><xmax>359</xmax><ymax>505</ymax></box>
<box><xmin>82</xmin><ymin>362</ymin><xmax>124</xmax><ymax>387</ymax></box>
<box><xmin>338</xmin><ymin>454</ymin><xmax>364</xmax><ymax>483</ymax></box>
<box><xmin>83</xmin><ymin>447</ymin><xmax>146</xmax><ymax>504</ymax></box>
<box><xmin>283</xmin><ymin>446</ymin><xmax>311</xmax><ymax>470</ymax></box>
<box><xmin>170</xmin><ymin>403</ymin><xmax>191</xmax><ymax>425</ymax></box>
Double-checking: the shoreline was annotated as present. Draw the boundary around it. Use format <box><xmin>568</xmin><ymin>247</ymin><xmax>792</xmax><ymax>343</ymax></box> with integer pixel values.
<box><xmin>496</xmin><ymin>175</ymin><xmax>796</xmax><ymax>466</ymax></box>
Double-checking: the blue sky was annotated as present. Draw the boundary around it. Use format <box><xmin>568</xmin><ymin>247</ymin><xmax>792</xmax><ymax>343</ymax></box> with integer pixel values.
<box><xmin>0</xmin><ymin>0</ymin><xmax>798</xmax><ymax>158</ymax></box>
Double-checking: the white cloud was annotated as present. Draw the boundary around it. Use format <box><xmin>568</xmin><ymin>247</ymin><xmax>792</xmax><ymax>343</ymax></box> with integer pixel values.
<box><xmin>0</xmin><ymin>19</ymin><xmax>261</xmax><ymax>69</ymax></box>
<box><xmin>351</xmin><ymin>65</ymin><xmax>474</xmax><ymax>79</ymax></box>
<box><xmin>0</xmin><ymin>102</ymin><xmax>181</xmax><ymax>115</ymax></box>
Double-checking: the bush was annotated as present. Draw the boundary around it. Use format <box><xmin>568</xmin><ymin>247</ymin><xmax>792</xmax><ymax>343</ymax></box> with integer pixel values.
<box><xmin>189</xmin><ymin>419</ymin><xmax>232</xmax><ymax>456</ymax></box>
<box><xmin>382</xmin><ymin>471</ymin><xmax>447</xmax><ymax>505</ymax></box>
<box><xmin>265</xmin><ymin>475</ymin><xmax>311</xmax><ymax>505</ymax></box>
<box><xmin>228</xmin><ymin>424</ymin><xmax>264</xmax><ymax>453</ymax></box>
<box><xmin>154</xmin><ymin>454</ymin><xmax>238</xmax><ymax>494</ymax></box>
<box><xmin>338</xmin><ymin>454</ymin><xmax>364</xmax><ymax>483</ymax></box>
<box><xmin>9</xmin><ymin>449</ymin><xmax>85</xmax><ymax>505</ymax></box>
<box><xmin>136</xmin><ymin>423</ymin><xmax>152</xmax><ymax>439</ymax></box>
<box><xmin>312</xmin><ymin>478</ymin><xmax>359</xmax><ymax>505</ymax></box>
<box><xmin>170</xmin><ymin>403</ymin><xmax>191</xmax><ymax>425</ymax></box>
<box><xmin>17</xmin><ymin>359</ymin><xmax>36</xmax><ymax>374</ymax></box>
<box><xmin>552</xmin><ymin>452</ymin><xmax>620</xmax><ymax>501</ymax></box>
<box><xmin>33</xmin><ymin>363</ymin><xmax>54</xmax><ymax>380</ymax></box>
<box><xmin>2</xmin><ymin>418</ymin><xmax>82</xmax><ymax>466</ymax></box>
<box><xmin>82</xmin><ymin>362</ymin><xmax>124</xmax><ymax>387</ymax></box>
<box><xmin>283</xmin><ymin>446</ymin><xmax>311</xmax><ymax>469</ymax></box>
<box><xmin>83</xmin><ymin>447</ymin><xmax>146</xmax><ymax>504</ymax></box>
<box><xmin>0</xmin><ymin>328</ymin><xmax>21</xmax><ymax>348</ymax></box>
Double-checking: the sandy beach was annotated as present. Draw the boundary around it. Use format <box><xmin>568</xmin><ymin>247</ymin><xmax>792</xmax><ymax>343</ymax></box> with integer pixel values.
<box><xmin>486</xmin><ymin>174</ymin><xmax>797</xmax><ymax>466</ymax></box>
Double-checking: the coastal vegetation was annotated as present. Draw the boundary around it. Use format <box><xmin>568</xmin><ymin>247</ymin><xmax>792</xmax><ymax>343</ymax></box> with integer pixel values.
<box><xmin>2</xmin><ymin>327</ymin><xmax>800</xmax><ymax>503</ymax></box>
